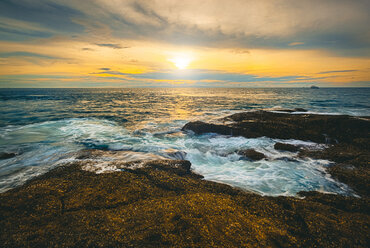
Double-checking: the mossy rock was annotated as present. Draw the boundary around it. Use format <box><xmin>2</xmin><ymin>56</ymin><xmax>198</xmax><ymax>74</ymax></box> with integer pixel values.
<box><xmin>1</xmin><ymin>159</ymin><xmax>369</xmax><ymax>247</ymax></box>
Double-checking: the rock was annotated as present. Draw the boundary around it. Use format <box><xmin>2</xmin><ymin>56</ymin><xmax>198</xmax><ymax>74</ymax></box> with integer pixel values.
<box><xmin>0</xmin><ymin>152</ymin><xmax>17</xmax><ymax>160</ymax></box>
<box><xmin>182</xmin><ymin>121</ymin><xmax>233</xmax><ymax>135</ymax></box>
<box><xmin>299</xmin><ymin>144</ymin><xmax>370</xmax><ymax>196</ymax></box>
<box><xmin>294</xmin><ymin>108</ymin><xmax>307</xmax><ymax>112</ymax></box>
<box><xmin>238</xmin><ymin>149</ymin><xmax>266</xmax><ymax>161</ymax></box>
<box><xmin>183</xmin><ymin>110</ymin><xmax>370</xmax><ymax>197</ymax></box>
<box><xmin>183</xmin><ymin>111</ymin><xmax>369</xmax><ymax>144</ymax></box>
<box><xmin>0</xmin><ymin>159</ymin><xmax>369</xmax><ymax>247</ymax></box>
<box><xmin>271</xmin><ymin>108</ymin><xmax>307</xmax><ymax>113</ymax></box>
<box><xmin>161</xmin><ymin>148</ymin><xmax>187</xmax><ymax>160</ymax></box>
<box><xmin>274</xmin><ymin>142</ymin><xmax>300</xmax><ymax>152</ymax></box>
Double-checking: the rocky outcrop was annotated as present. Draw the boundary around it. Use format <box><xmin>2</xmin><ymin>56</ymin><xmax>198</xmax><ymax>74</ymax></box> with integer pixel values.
<box><xmin>182</xmin><ymin>111</ymin><xmax>370</xmax><ymax>144</ymax></box>
<box><xmin>238</xmin><ymin>149</ymin><xmax>266</xmax><ymax>161</ymax></box>
<box><xmin>299</xmin><ymin>144</ymin><xmax>370</xmax><ymax>197</ymax></box>
<box><xmin>1</xmin><ymin>110</ymin><xmax>369</xmax><ymax>247</ymax></box>
<box><xmin>182</xmin><ymin>121</ymin><xmax>233</xmax><ymax>135</ymax></box>
<box><xmin>270</xmin><ymin>108</ymin><xmax>307</xmax><ymax>113</ymax></box>
<box><xmin>274</xmin><ymin>142</ymin><xmax>300</xmax><ymax>152</ymax></box>
<box><xmin>183</xmin><ymin>110</ymin><xmax>370</xmax><ymax>197</ymax></box>
<box><xmin>0</xmin><ymin>152</ymin><xmax>17</xmax><ymax>160</ymax></box>
<box><xmin>1</xmin><ymin>159</ymin><xmax>369</xmax><ymax>247</ymax></box>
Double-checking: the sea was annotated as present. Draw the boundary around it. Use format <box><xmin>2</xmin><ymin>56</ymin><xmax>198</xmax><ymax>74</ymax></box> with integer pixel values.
<box><xmin>0</xmin><ymin>88</ymin><xmax>369</xmax><ymax>196</ymax></box>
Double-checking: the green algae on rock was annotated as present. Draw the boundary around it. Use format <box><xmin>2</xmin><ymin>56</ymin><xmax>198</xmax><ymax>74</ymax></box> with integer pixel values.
<box><xmin>0</xmin><ymin>159</ymin><xmax>369</xmax><ymax>247</ymax></box>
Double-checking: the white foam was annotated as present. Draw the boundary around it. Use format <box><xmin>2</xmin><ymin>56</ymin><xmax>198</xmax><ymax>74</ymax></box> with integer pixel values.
<box><xmin>0</xmin><ymin>117</ymin><xmax>355</xmax><ymax>196</ymax></box>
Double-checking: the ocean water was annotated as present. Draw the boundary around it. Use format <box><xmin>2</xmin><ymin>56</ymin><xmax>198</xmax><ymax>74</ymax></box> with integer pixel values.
<box><xmin>0</xmin><ymin>88</ymin><xmax>369</xmax><ymax>196</ymax></box>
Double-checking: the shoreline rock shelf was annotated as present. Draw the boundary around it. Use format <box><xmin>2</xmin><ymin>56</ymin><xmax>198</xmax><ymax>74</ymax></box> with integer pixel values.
<box><xmin>1</xmin><ymin>159</ymin><xmax>369</xmax><ymax>247</ymax></box>
<box><xmin>183</xmin><ymin>110</ymin><xmax>370</xmax><ymax>198</ymax></box>
<box><xmin>1</xmin><ymin>110</ymin><xmax>369</xmax><ymax>247</ymax></box>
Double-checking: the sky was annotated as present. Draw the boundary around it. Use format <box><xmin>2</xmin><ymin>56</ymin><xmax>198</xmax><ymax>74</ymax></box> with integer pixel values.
<box><xmin>0</xmin><ymin>0</ymin><xmax>369</xmax><ymax>88</ymax></box>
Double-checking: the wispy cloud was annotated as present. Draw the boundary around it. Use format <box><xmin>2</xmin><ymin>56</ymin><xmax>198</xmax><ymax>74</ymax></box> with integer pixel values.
<box><xmin>318</xmin><ymin>70</ymin><xmax>358</xmax><ymax>74</ymax></box>
<box><xmin>0</xmin><ymin>51</ymin><xmax>60</xmax><ymax>60</ymax></box>
<box><xmin>1</xmin><ymin>0</ymin><xmax>369</xmax><ymax>54</ymax></box>
<box><xmin>0</xmin><ymin>0</ymin><xmax>369</xmax><ymax>88</ymax></box>
<box><xmin>289</xmin><ymin>42</ymin><xmax>304</xmax><ymax>46</ymax></box>
<box><xmin>96</xmin><ymin>43</ymin><xmax>129</xmax><ymax>49</ymax></box>
<box><xmin>93</xmin><ymin>68</ymin><xmax>327</xmax><ymax>84</ymax></box>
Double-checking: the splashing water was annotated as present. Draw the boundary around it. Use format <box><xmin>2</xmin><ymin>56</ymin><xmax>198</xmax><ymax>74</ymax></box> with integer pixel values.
<box><xmin>1</xmin><ymin>88</ymin><xmax>368</xmax><ymax>195</ymax></box>
<box><xmin>0</xmin><ymin>117</ymin><xmax>352</xmax><ymax>196</ymax></box>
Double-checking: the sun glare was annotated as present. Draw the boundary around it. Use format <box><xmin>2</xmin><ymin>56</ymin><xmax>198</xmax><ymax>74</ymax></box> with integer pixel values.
<box><xmin>168</xmin><ymin>55</ymin><xmax>192</xmax><ymax>69</ymax></box>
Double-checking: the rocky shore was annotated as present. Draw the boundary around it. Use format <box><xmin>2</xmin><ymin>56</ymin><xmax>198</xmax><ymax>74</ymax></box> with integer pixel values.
<box><xmin>1</xmin><ymin>110</ymin><xmax>369</xmax><ymax>247</ymax></box>
<box><xmin>183</xmin><ymin>110</ymin><xmax>370</xmax><ymax>198</ymax></box>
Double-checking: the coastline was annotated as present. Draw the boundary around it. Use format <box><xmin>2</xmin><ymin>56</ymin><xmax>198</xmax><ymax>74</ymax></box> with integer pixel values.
<box><xmin>1</xmin><ymin>110</ymin><xmax>369</xmax><ymax>247</ymax></box>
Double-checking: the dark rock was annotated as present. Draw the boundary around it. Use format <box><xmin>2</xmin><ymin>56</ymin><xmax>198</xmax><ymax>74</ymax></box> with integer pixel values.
<box><xmin>0</xmin><ymin>152</ymin><xmax>17</xmax><ymax>160</ymax></box>
<box><xmin>182</xmin><ymin>121</ymin><xmax>233</xmax><ymax>135</ymax></box>
<box><xmin>183</xmin><ymin>110</ymin><xmax>370</xmax><ymax>197</ymax></box>
<box><xmin>0</xmin><ymin>160</ymin><xmax>369</xmax><ymax>247</ymax></box>
<box><xmin>271</xmin><ymin>108</ymin><xmax>307</xmax><ymax>113</ymax></box>
<box><xmin>274</xmin><ymin>142</ymin><xmax>300</xmax><ymax>152</ymax></box>
<box><xmin>294</xmin><ymin>108</ymin><xmax>307</xmax><ymax>112</ymax></box>
<box><xmin>238</xmin><ymin>149</ymin><xmax>266</xmax><ymax>161</ymax></box>
<box><xmin>183</xmin><ymin>111</ymin><xmax>369</xmax><ymax>144</ymax></box>
<box><xmin>299</xmin><ymin>144</ymin><xmax>370</xmax><ymax>197</ymax></box>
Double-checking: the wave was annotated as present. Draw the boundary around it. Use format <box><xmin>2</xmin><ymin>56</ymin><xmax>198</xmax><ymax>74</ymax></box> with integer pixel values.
<box><xmin>0</xmin><ymin>117</ymin><xmax>355</xmax><ymax>196</ymax></box>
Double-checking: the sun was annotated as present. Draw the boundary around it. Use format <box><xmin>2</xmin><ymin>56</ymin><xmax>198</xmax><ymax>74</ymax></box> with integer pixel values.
<box><xmin>168</xmin><ymin>55</ymin><xmax>192</xmax><ymax>70</ymax></box>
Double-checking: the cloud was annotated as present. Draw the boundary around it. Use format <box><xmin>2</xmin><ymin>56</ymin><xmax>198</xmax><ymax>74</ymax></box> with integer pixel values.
<box><xmin>0</xmin><ymin>0</ymin><xmax>84</xmax><ymax>40</ymax></box>
<box><xmin>0</xmin><ymin>0</ymin><xmax>369</xmax><ymax>88</ymax></box>
<box><xmin>93</xmin><ymin>68</ymin><xmax>327</xmax><ymax>84</ymax></box>
<box><xmin>0</xmin><ymin>51</ymin><xmax>61</xmax><ymax>59</ymax></box>
<box><xmin>1</xmin><ymin>0</ymin><xmax>369</xmax><ymax>55</ymax></box>
<box><xmin>230</xmin><ymin>48</ymin><xmax>250</xmax><ymax>54</ymax></box>
<box><xmin>318</xmin><ymin>70</ymin><xmax>358</xmax><ymax>74</ymax></box>
<box><xmin>96</xmin><ymin>43</ymin><xmax>129</xmax><ymax>49</ymax></box>
<box><xmin>289</xmin><ymin>42</ymin><xmax>304</xmax><ymax>46</ymax></box>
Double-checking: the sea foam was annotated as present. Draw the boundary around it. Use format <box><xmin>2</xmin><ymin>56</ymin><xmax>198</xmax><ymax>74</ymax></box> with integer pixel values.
<box><xmin>0</xmin><ymin>118</ymin><xmax>354</xmax><ymax>196</ymax></box>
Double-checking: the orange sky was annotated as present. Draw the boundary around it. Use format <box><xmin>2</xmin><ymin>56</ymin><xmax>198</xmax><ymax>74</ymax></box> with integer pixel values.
<box><xmin>0</xmin><ymin>0</ymin><xmax>369</xmax><ymax>87</ymax></box>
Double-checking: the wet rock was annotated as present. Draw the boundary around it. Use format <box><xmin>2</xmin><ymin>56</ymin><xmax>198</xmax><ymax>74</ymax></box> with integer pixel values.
<box><xmin>274</xmin><ymin>142</ymin><xmax>300</xmax><ymax>152</ymax></box>
<box><xmin>184</xmin><ymin>111</ymin><xmax>369</xmax><ymax>144</ymax></box>
<box><xmin>299</xmin><ymin>144</ymin><xmax>370</xmax><ymax>197</ymax></box>
<box><xmin>294</xmin><ymin>108</ymin><xmax>307</xmax><ymax>112</ymax></box>
<box><xmin>161</xmin><ymin>148</ymin><xmax>187</xmax><ymax>160</ymax></box>
<box><xmin>182</xmin><ymin>121</ymin><xmax>233</xmax><ymax>135</ymax></box>
<box><xmin>0</xmin><ymin>152</ymin><xmax>17</xmax><ymax>160</ymax></box>
<box><xmin>136</xmin><ymin>159</ymin><xmax>193</xmax><ymax>176</ymax></box>
<box><xmin>0</xmin><ymin>160</ymin><xmax>369</xmax><ymax>247</ymax></box>
<box><xmin>238</xmin><ymin>149</ymin><xmax>266</xmax><ymax>161</ymax></box>
<box><xmin>183</xmin><ymin>110</ymin><xmax>370</xmax><ymax>197</ymax></box>
<box><xmin>270</xmin><ymin>108</ymin><xmax>307</xmax><ymax>113</ymax></box>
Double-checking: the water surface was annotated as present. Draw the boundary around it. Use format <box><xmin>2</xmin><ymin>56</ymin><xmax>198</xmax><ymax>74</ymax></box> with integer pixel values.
<box><xmin>1</xmin><ymin>88</ymin><xmax>369</xmax><ymax>195</ymax></box>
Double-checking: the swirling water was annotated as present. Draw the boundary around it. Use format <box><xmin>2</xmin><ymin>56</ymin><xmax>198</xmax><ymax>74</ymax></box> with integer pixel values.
<box><xmin>0</xmin><ymin>88</ymin><xmax>369</xmax><ymax>195</ymax></box>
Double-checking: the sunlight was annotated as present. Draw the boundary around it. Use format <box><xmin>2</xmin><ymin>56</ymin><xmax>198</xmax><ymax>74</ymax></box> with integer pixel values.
<box><xmin>168</xmin><ymin>54</ymin><xmax>192</xmax><ymax>69</ymax></box>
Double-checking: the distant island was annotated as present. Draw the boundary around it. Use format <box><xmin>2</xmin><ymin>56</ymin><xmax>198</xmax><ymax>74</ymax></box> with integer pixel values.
<box><xmin>310</xmin><ymin>85</ymin><xmax>319</xmax><ymax>89</ymax></box>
